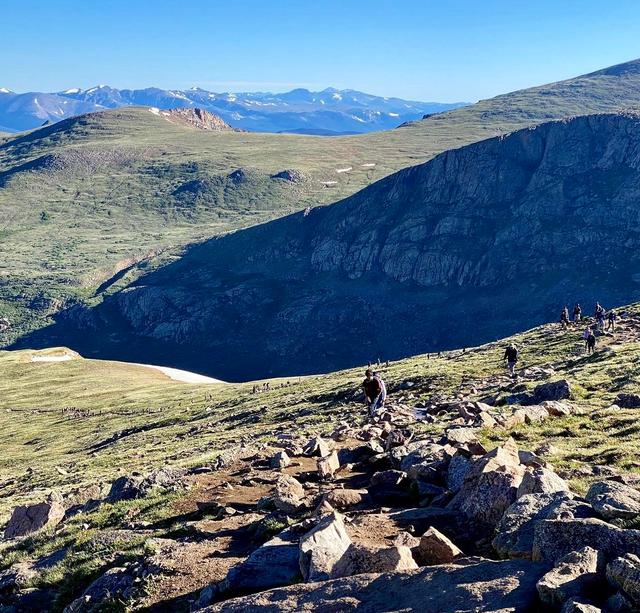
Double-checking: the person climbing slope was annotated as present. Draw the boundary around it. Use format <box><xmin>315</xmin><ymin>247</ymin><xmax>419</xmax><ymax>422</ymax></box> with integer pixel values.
<box><xmin>560</xmin><ymin>306</ymin><xmax>570</xmax><ymax>328</ymax></box>
<box><xmin>595</xmin><ymin>302</ymin><xmax>606</xmax><ymax>331</ymax></box>
<box><xmin>586</xmin><ymin>330</ymin><xmax>597</xmax><ymax>354</ymax></box>
<box><xmin>362</xmin><ymin>369</ymin><xmax>387</xmax><ymax>417</ymax></box>
<box><xmin>573</xmin><ymin>303</ymin><xmax>582</xmax><ymax>322</ymax></box>
<box><xmin>607</xmin><ymin>310</ymin><xmax>617</xmax><ymax>332</ymax></box>
<box><xmin>503</xmin><ymin>343</ymin><xmax>519</xmax><ymax>378</ymax></box>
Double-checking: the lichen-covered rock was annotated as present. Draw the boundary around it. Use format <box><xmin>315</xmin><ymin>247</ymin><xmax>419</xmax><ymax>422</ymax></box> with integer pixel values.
<box><xmin>607</xmin><ymin>553</ymin><xmax>640</xmax><ymax>605</ymax></box>
<box><xmin>448</xmin><ymin>438</ymin><xmax>524</xmax><ymax>527</ymax></box>
<box><xmin>273</xmin><ymin>475</ymin><xmax>305</xmax><ymax>513</ymax></box>
<box><xmin>517</xmin><ymin>467</ymin><xmax>570</xmax><ymax>498</ymax></box>
<box><xmin>533</xmin><ymin>518</ymin><xmax>640</xmax><ymax>565</ymax></box>
<box><xmin>303</xmin><ymin>436</ymin><xmax>331</xmax><ymax>458</ymax></box>
<box><xmin>317</xmin><ymin>450</ymin><xmax>340</xmax><ymax>480</ymax></box>
<box><xmin>446</xmin><ymin>452</ymin><xmax>471</xmax><ymax>493</ymax></box>
<box><xmin>322</xmin><ymin>489</ymin><xmax>366</xmax><ymax>510</ymax></box>
<box><xmin>537</xmin><ymin>546</ymin><xmax>599</xmax><ymax>607</ymax></box>
<box><xmin>299</xmin><ymin>511</ymin><xmax>352</xmax><ymax>581</ymax></box>
<box><xmin>493</xmin><ymin>492</ymin><xmax>594</xmax><ymax>560</ymax></box>
<box><xmin>586</xmin><ymin>481</ymin><xmax>640</xmax><ymax>520</ymax></box>
<box><xmin>201</xmin><ymin>559</ymin><xmax>548</xmax><ymax>612</ymax></box>
<box><xmin>333</xmin><ymin>544</ymin><xmax>417</xmax><ymax>577</ymax></box>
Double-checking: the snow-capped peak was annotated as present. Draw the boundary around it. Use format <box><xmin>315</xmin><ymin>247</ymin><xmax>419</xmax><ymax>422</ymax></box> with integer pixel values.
<box><xmin>85</xmin><ymin>85</ymin><xmax>109</xmax><ymax>94</ymax></box>
<box><xmin>0</xmin><ymin>87</ymin><xmax>12</xmax><ymax>94</ymax></box>
<box><xmin>63</xmin><ymin>87</ymin><xmax>81</xmax><ymax>94</ymax></box>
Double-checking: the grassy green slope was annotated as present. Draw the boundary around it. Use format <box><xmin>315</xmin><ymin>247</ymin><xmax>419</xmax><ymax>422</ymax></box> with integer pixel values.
<box><xmin>2</xmin><ymin>303</ymin><xmax>640</xmax><ymax>522</ymax></box>
<box><xmin>3</xmin><ymin>59</ymin><xmax>640</xmax><ymax>344</ymax></box>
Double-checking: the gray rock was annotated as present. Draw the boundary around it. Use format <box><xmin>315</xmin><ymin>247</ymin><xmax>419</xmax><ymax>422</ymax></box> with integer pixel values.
<box><xmin>534</xmin><ymin>379</ymin><xmax>572</xmax><ymax>402</ymax></box>
<box><xmin>64</xmin><ymin>565</ymin><xmax>139</xmax><ymax>612</ymax></box>
<box><xmin>561</xmin><ymin>601</ymin><xmax>602</xmax><ymax>613</ymax></box>
<box><xmin>317</xmin><ymin>450</ymin><xmax>340</xmax><ymax>480</ymax></box>
<box><xmin>333</xmin><ymin>544</ymin><xmax>417</xmax><ymax>577</ymax></box>
<box><xmin>586</xmin><ymin>481</ymin><xmax>640</xmax><ymax>520</ymax></box>
<box><xmin>273</xmin><ymin>475</ymin><xmax>305</xmax><ymax>513</ymax></box>
<box><xmin>533</xmin><ymin>518</ymin><xmax>640</xmax><ymax>565</ymax></box>
<box><xmin>415</xmin><ymin>527</ymin><xmax>463</xmax><ymax>565</ymax></box>
<box><xmin>513</xmin><ymin>405</ymin><xmax>550</xmax><ymax>424</ymax></box>
<box><xmin>537</xmin><ymin>546</ymin><xmax>599</xmax><ymax>607</ymax></box>
<box><xmin>542</xmin><ymin>401</ymin><xmax>574</xmax><ymax>417</ymax></box>
<box><xmin>106</xmin><ymin>475</ymin><xmax>147</xmax><ymax>502</ymax></box>
<box><xmin>399</xmin><ymin>441</ymin><xmax>453</xmax><ymax>472</ymax></box>
<box><xmin>517</xmin><ymin>467</ymin><xmax>570</xmax><ymax>498</ymax></box>
<box><xmin>303</xmin><ymin>436</ymin><xmax>330</xmax><ymax>458</ymax></box>
<box><xmin>4</xmin><ymin>495</ymin><xmax>65</xmax><ymax>539</ymax></box>
<box><xmin>446</xmin><ymin>452</ymin><xmax>471</xmax><ymax>493</ymax></box>
<box><xmin>201</xmin><ymin>559</ymin><xmax>548</xmax><ymax>612</ymax></box>
<box><xmin>322</xmin><ymin>489</ymin><xmax>366</xmax><ymax>510</ymax></box>
<box><xmin>448</xmin><ymin>438</ymin><xmax>524</xmax><ymax>527</ymax></box>
<box><xmin>493</xmin><ymin>491</ymin><xmax>594</xmax><ymax>560</ymax></box>
<box><xmin>299</xmin><ymin>511</ymin><xmax>352</xmax><ymax>581</ymax></box>
<box><xmin>270</xmin><ymin>451</ymin><xmax>291</xmax><ymax>469</ymax></box>
<box><xmin>607</xmin><ymin>553</ymin><xmax>640</xmax><ymax>605</ymax></box>
<box><xmin>216</xmin><ymin>527</ymin><xmax>301</xmax><ymax>597</ymax></box>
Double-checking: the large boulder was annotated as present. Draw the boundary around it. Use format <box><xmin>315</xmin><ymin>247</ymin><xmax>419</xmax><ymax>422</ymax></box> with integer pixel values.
<box><xmin>4</xmin><ymin>495</ymin><xmax>65</xmax><ymax>539</ymax></box>
<box><xmin>513</xmin><ymin>405</ymin><xmax>550</xmax><ymax>425</ymax></box>
<box><xmin>270</xmin><ymin>451</ymin><xmax>291</xmax><ymax>469</ymax></box>
<box><xmin>399</xmin><ymin>441</ymin><xmax>453</xmax><ymax>473</ymax></box>
<box><xmin>614</xmin><ymin>393</ymin><xmax>640</xmax><ymax>409</ymax></box>
<box><xmin>317</xmin><ymin>450</ymin><xmax>340</xmax><ymax>480</ymax></box>
<box><xmin>299</xmin><ymin>512</ymin><xmax>351</xmax><ymax>581</ymax></box>
<box><xmin>415</xmin><ymin>527</ymin><xmax>463</xmax><ymax>565</ymax></box>
<box><xmin>448</xmin><ymin>439</ymin><xmax>525</xmax><ymax>527</ymax></box>
<box><xmin>586</xmin><ymin>481</ymin><xmax>640</xmax><ymax>520</ymax></box>
<box><xmin>536</xmin><ymin>546</ymin><xmax>600</xmax><ymax>607</ymax></box>
<box><xmin>106</xmin><ymin>475</ymin><xmax>147</xmax><ymax>502</ymax></box>
<box><xmin>216</xmin><ymin>527</ymin><xmax>301</xmax><ymax>597</ymax></box>
<box><xmin>534</xmin><ymin>380</ymin><xmax>572</xmax><ymax>402</ymax></box>
<box><xmin>533</xmin><ymin>518</ymin><xmax>640</xmax><ymax>565</ymax></box>
<box><xmin>517</xmin><ymin>467</ymin><xmax>570</xmax><ymax>498</ymax></box>
<box><xmin>303</xmin><ymin>436</ymin><xmax>331</xmax><ymax>458</ymax></box>
<box><xmin>446</xmin><ymin>452</ymin><xmax>471</xmax><ymax>493</ymax></box>
<box><xmin>607</xmin><ymin>553</ymin><xmax>640</xmax><ymax>606</ymax></box>
<box><xmin>493</xmin><ymin>492</ymin><xmax>595</xmax><ymax>560</ymax></box>
<box><xmin>321</xmin><ymin>489</ymin><xmax>366</xmax><ymax>510</ymax></box>
<box><xmin>202</xmin><ymin>559</ymin><xmax>548</xmax><ymax>612</ymax></box>
<box><xmin>273</xmin><ymin>475</ymin><xmax>305</xmax><ymax>513</ymax></box>
<box><xmin>64</xmin><ymin>565</ymin><xmax>140</xmax><ymax>612</ymax></box>
<box><xmin>333</xmin><ymin>544</ymin><xmax>417</xmax><ymax>577</ymax></box>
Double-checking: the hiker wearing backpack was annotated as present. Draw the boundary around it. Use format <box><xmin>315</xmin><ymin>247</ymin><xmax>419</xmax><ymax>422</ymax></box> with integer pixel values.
<box><xmin>573</xmin><ymin>303</ymin><xmax>582</xmax><ymax>322</ymax></box>
<box><xmin>586</xmin><ymin>330</ymin><xmax>596</xmax><ymax>354</ymax></box>
<box><xmin>362</xmin><ymin>369</ymin><xmax>386</xmax><ymax>417</ymax></box>
<box><xmin>503</xmin><ymin>343</ymin><xmax>518</xmax><ymax>378</ymax></box>
<box><xmin>594</xmin><ymin>303</ymin><xmax>606</xmax><ymax>331</ymax></box>
<box><xmin>560</xmin><ymin>306</ymin><xmax>570</xmax><ymax>328</ymax></box>
<box><xmin>607</xmin><ymin>310</ymin><xmax>617</xmax><ymax>332</ymax></box>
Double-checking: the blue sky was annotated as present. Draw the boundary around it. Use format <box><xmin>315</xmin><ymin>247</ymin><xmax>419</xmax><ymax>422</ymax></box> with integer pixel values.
<box><xmin>3</xmin><ymin>0</ymin><xmax>640</xmax><ymax>101</ymax></box>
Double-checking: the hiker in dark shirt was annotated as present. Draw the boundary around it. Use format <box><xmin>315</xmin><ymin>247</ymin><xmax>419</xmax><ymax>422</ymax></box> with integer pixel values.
<box><xmin>573</xmin><ymin>304</ymin><xmax>582</xmax><ymax>322</ymax></box>
<box><xmin>560</xmin><ymin>306</ymin><xmax>570</xmax><ymax>328</ymax></box>
<box><xmin>586</xmin><ymin>331</ymin><xmax>596</xmax><ymax>354</ymax></box>
<box><xmin>594</xmin><ymin>303</ymin><xmax>606</xmax><ymax>331</ymax></box>
<box><xmin>503</xmin><ymin>344</ymin><xmax>518</xmax><ymax>378</ymax></box>
<box><xmin>607</xmin><ymin>310</ymin><xmax>617</xmax><ymax>332</ymax></box>
<box><xmin>362</xmin><ymin>369</ymin><xmax>386</xmax><ymax>417</ymax></box>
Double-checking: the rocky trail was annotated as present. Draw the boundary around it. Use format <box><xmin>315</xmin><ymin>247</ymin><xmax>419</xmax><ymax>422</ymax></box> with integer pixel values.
<box><xmin>3</xmin><ymin>316</ymin><xmax>640</xmax><ymax>611</ymax></box>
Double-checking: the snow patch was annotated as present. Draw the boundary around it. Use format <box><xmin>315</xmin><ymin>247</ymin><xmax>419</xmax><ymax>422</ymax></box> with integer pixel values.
<box><xmin>63</xmin><ymin>88</ymin><xmax>81</xmax><ymax>94</ymax></box>
<box><xmin>131</xmin><ymin>363</ymin><xmax>224</xmax><ymax>384</ymax></box>
<box><xmin>148</xmin><ymin>107</ymin><xmax>161</xmax><ymax>115</ymax></box>
<box><xmin>0</xmin><ymin>87</ymin><xmax>12</xmax><ymax>94</ymax></box>
<box><xmin>336</xmin><ymin>166</ymin><xmax>352</xmax><ymax>174</ymax></box>
<box><xmin>332</xmin><ymin>93</ymin><xmax>343</xmax><ymax>100</ymax></box>
<box><xmin>388</xmin><ymin>112</ymin><xmax>399</xmax><ymax>117</ymax></box>
<box><xmin>361</xmin><ymin>163</ymin><xmax>376</xmax><ymax>168</ymax></box>
<box><xmin>323</xmin><ymin>180</ymin><xmax>338</xmax><ymax>186</ymax></box>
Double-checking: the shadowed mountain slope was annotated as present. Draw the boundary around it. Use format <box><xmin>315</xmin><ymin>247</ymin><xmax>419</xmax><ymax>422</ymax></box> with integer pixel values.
<box><xmin>20</xmin><ymin>112</ymin><xmax>640</xmax><ymax>379</ymax></box>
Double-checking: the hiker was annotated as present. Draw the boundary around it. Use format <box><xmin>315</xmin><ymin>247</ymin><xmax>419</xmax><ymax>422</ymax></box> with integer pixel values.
<box><xmin>594</xmin><ymin>303</ymin><xmax>606</xmax><ymax>331</ymax></box>
<box><xmin>607</xmin><ymin>310</ymin><xmax>617</xmax><ymax>332</ymax></box>
<box><xmin>503</xmin><ymin>343</ymin><xmax>518</xmax><ymax>378</ymax></box>
<box><xmin>560</xmin><ymin>306</ymin><xmax>570</xmax><ymax>328</ymax></box>
<box><xmin>586</xmin><ymin>330</ymin><xmax>596</xmax><ymax>354</ymax></box>
<box><xmin>362</xmin><ymin>369</ymin><xmax>386</xmax><ymax>417</ymax></box>
<box><xmin>573</xmin><ymin>303</ymin><xmax>582</xmax><ymax>322</ymax></box>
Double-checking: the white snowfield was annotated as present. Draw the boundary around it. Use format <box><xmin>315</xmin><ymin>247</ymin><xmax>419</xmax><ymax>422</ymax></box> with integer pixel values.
<box><xmin>29</xmin><ymin>350</ymin><xmax>224</xmax><ymax>384</ymax></box>
<box><xmin>130</xmin><ymin>363</ymin><xmax>224</xmax><ymax>384</ymax></box>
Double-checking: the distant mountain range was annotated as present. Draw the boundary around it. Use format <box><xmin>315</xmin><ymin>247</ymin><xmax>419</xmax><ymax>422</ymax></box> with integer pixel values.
<box><xmin>0</xmin><ymin>85</ymin><xmax>468</xmax><ymax>134</ymax></box>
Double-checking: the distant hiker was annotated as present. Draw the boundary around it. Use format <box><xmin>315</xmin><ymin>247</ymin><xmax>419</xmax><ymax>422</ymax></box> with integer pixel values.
<box><xmin>503</xmin><ymin>343</ymin><xmax>518</xmax><ymax>378</ymax></box>
<box><xmin>573</xmin><ymin>303</ymin><xmax>582</xmax><ymax>322</ymax></box>
<box><xmin>560</xmin><ymin>306</ymin><xmax>570</xmax><ymax>328</ymax></box>
<box><xmin>607</xmin><ymin>310</ymin><xmax>617</xmax><ymax>332</ymax></box>
<box><xmin>586</xmin><ymin>330</ymin><xmax>596</xmax><ymax>354</ymax></box>
<box><xmin>362</xmin><ymin>369</ymin><xmax>386</xmax><ymax>417</ymax></box>
<box><xmin>594</xmin><ymin>303</ymin><xmax>606</xmax><ymax>331</ymax></box>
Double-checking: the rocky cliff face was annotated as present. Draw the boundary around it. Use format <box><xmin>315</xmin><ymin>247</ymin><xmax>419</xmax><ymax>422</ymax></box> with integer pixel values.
<box><xmin>163</xmin><ymin>108</ymin><xmax>238</xmax><ymax>131</ymax></box>
<box><xmin>25</xmin><ymin>113</ymin><xmax>640</xmax><ymax>379</ymax></box>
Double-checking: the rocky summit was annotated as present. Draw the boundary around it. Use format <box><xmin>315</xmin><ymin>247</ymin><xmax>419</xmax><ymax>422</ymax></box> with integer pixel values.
<box><xmin>34</xmin><ymin>112</ymin><xmax>640</xmax><ymax>380</ymax></box>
